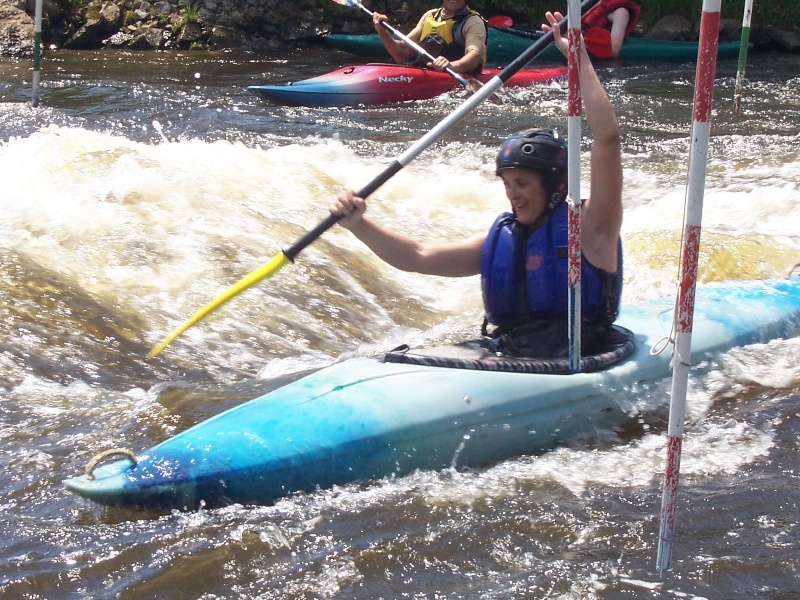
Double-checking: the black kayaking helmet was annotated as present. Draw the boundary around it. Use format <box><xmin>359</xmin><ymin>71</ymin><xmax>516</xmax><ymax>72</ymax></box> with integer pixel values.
<box><xmin>496</xmin><ymin>128</ymin><xmax>568</xmax><ymax>208</ymax></box>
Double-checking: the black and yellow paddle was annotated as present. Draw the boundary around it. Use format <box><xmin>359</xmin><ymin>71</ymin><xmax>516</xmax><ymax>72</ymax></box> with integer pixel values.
<box><xmin>331</xmin><ymin>0</ymin><xmax>502</xmax><ymax>103</ymax></box>
<box><xmin>147</xmin><ymin>0</ymin><xmax>600</xmax><ymax>358</ymax></box>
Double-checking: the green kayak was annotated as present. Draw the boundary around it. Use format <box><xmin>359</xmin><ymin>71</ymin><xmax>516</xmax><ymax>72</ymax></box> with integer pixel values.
<box><xmin>327</xmin><ymin>27</ymin><xmax>747</xmax><ymax>64</ymax></box>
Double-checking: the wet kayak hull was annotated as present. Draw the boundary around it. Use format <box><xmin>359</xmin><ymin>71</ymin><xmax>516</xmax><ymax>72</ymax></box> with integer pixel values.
<box><xmin>65</xmin><ymin>278</ymin><xmax>800</xmax><ymax>509</ymax></box>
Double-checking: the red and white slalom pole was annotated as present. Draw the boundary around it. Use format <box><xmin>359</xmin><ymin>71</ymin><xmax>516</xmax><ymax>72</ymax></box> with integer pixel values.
<box><xmin>732</xmin><ymin>0</ymin><xmax>754</xmax><ymax>116</ymax></box>
<box><xmin>655</xmin><ymin>0</ymin><xmax>722</xmax><ymax>574</ymax></box>
<box><xmin>32</xmin><ymin>0</ymin><xmax>43</xmax><ymax>107</ymax></box>
<box><xmin>566</xmin><ymin>0</ymin><xmax>583</xmax><ymax>372</ymax></box>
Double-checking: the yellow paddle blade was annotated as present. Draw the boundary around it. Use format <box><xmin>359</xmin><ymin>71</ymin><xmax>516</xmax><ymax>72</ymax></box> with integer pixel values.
<box><xmin>148</xmin><ymin>251</ymin><xmax>292</xmax><ymax>358</ymax></box>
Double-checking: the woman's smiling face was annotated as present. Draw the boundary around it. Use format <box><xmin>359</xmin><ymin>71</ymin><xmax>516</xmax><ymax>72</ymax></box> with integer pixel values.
<box><xmin>500</xmin><ymin>168</ymin><xmax>548</xmax><ymax>227</ymax></box>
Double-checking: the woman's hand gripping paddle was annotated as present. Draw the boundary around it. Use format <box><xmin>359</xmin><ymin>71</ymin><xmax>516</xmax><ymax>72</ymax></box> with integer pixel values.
<box><xmin>331</xmin><ymin>0</ymin><xmax>502</xmax><ymax>105</ymax></box>
<box><xmin>147</xmin><ymin>0</ymin><xmax>601</xmax><ymax>358</ymax></box>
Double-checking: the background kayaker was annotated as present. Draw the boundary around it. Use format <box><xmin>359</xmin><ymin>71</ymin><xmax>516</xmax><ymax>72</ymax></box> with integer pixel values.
<box><xmin>371</xmin><ymin>0</ymin><xmax>488</xmax><ymax>77</ymax></box>
<box><xmin>331</xmin><ymin>9</ymin><xmax>623</xmax><ymax>358</ymax></box>
<box><xmin>582</xmin><ymin>0</ymin><xmax>640</xmax><ymax>58</ymax></box>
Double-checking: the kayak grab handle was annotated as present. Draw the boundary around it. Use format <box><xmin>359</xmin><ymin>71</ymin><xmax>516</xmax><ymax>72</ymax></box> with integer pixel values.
<box><xmin>83</xmin><ymin>448</ymin><xmax>139</xmax><ymax>480</ymax></box>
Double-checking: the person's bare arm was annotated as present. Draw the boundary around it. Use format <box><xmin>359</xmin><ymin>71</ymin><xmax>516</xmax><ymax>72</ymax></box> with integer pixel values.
<box><xmin>374</xmin><ymin>11</ymin><xmax>421</xmax><ymax>64</ymax></box>
<box><xmin>544</xmin><ymin>10</ymin><xmax>623</xmax><ymax>273</ymax></box>
<box><xmin>429</xmin><ymin>48</ymin><xmax>482</xmax><ymax>74</ymax></box>
<box><xmin>432</xmin><ymin>15</ymin><xmax>485</xmax><ymax>74</ymax></box>
<box><xmin>606</xmin><ymin>7</ymin><xmax>630</xmax><ymax>58</ymax></box>
<box><xmin>331</xmin><ymin>190</ymin><xmax>484</xmax><ymax>277</ymax></box>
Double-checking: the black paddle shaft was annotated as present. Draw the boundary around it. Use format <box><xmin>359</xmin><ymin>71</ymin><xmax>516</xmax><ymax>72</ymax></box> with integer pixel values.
<box><xmin>284</xmin><ymin>163</ymin><xmax>403</xmax><ymax>261</ymax></box>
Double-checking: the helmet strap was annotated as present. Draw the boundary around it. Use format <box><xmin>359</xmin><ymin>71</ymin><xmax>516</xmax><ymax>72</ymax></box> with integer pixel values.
<box><xmin>547</xmin><ymin>191</ymin><xmax>563</xmax><ymax>210</ymax></box>
<box><xmin>545</xmin><ymin>172</ymin><xmax>567</xmax><ymax>209</ymax></box>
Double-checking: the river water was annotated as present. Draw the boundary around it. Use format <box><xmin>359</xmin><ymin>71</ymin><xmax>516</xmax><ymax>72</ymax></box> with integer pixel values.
<box><xmin>1</xmin><ymin>46</ymin><xmax>799</xmax><ymax>599</ymax></box>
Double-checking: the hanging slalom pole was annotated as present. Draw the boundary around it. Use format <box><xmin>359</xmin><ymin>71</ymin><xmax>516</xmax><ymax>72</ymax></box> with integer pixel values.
<box><xmin>732</xmin><ymin>0</ymin><xmax>754</xmax><ymax>116</ymax></box>
<box><xmin>32</xmin><ymin>0</ymin><xmax>44</xmax><ymax>107</ymax></box>
<box><xmin>655</xmin><ymin>0</ymin><xmax>722</xmax><ymax>574</ymax></box>
<box><xmin>566</xmin><ymin>0</ymin><xmax>583</xmax><ymax>372</ymax></box>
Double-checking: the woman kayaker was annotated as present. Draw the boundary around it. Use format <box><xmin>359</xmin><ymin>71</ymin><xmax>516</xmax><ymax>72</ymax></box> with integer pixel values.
<box><xmin>331</xmin><ymin>10</ymin><xmax>623</xmax><ymax>359</ymax></box>
<box><xmin>372</xmin><ymin>0</ymin><xmax>488</xmax><ymax>77</ymax></box>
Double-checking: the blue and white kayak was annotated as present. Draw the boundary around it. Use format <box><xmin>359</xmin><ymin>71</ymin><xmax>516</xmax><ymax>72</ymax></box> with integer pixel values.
<box><xmin>65</xmin><ymin>278</ymin><xmax>800</xmax><ymax>509</ymax></box>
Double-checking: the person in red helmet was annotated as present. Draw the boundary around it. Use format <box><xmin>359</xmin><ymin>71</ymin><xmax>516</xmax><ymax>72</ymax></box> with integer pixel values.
<box><xmin>331</xmin><ymin>10</ymin><xmax>623</xmax><ymax>358</ymax></box>
<box><xmin>372</xmin><ymin>0</ymin><xmax>488</xmax><ymax>78</ymax></box>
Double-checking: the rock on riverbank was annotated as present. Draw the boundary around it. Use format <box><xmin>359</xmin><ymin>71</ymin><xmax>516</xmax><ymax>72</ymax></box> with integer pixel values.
<box><xmin>2</xmin><ymin>0</ymin><xmax>799</xmax><ymax>58</ymax></box>
<box><xmin>1</xmin><ymin>0</ymin><xmax>345</xmax><ymax>56</ymax></box>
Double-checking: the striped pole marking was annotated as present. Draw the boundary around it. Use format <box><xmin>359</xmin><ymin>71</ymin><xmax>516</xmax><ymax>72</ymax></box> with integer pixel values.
<box><xmin>732</xmin><ymin>0</ymin><xmax>754</xmax><ymax>116</ymax></box>
<box><xmin>32</xmin><ymin>0</ymin><xmax>44</xmax><ymax>107</ymax></box>
<box><xmin>567</xmin><ymin>0</ymin><xmax>583</xmax><ymax>372</ymax></box>
<box><xmin>655</xmin><ymin>0</ymin><xmax>722</xmax><ymax>574</ymax></box>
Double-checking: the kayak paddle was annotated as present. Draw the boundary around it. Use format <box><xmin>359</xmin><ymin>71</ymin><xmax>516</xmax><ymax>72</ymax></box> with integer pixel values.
<box><xmin>330</xmin><ymin>0</ymin><xmax>502</xmax><ymax>104</ymax></box>
<box><xmin>147</xmin><ymin>0</ymin><xmax>600</xmax><ymax>358</ymax></box>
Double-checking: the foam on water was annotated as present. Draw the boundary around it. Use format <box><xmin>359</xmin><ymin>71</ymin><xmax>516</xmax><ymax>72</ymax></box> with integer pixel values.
<box><xmin>3</xmin><ymin>48</ymin><xmax>800</xmax><ymax>600</ymax></box>
<box><xmin>2</xmin><ymin>124</ymin><xmax>799</xmax><ymax>375</ymax></box>
<box><xmin>6</xmin><ymin>126</ymin><xmax>797</xmax><ymax>260</ymax></box>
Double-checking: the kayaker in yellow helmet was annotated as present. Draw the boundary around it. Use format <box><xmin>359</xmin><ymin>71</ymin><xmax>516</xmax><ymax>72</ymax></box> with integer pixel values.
<box><xmin>372</xmin><ymin>0</ymin><xmax>488</xmax><ymax>78</ymax></box>
<box><xmin>331</xmin><ymin>10</ymin><xmax>625</xmax><ymax>359</ymax></box>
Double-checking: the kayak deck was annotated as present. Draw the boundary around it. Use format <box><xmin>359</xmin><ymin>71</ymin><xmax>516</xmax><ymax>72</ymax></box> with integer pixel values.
<box><xmin>384</xmin><ymin>324</ymin><xmax>636</xmax><ymax>373</ymax></box>
<box><xmin>65</xmin><ymin>278</ymin><xmax>800</xmax><ymax>509</ymax></box>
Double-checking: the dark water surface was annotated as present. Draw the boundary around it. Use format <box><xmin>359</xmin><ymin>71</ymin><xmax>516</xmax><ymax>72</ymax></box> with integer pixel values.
<box><xmin>1</xmin><ymin>47</ymin><xmax>799</xmax><ymax>598</ymax></box>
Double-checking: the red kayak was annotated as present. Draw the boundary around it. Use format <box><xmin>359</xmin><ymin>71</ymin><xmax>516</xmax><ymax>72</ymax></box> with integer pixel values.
<box><xmin>247</xmin><ymin>63</ymin><xmax>567</xmax><ymax>107</ymax></box>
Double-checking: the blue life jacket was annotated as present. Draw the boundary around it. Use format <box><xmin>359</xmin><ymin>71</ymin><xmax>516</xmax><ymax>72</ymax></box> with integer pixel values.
<box><xmin>480</xmin><ymin>203</ymin><xmax>622</xmax><ymax>332</ymax></box>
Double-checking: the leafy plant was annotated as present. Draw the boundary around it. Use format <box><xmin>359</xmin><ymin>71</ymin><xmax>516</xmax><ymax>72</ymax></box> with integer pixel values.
<box><xmin>181</xmin><ymin>3</ymin><xmax>200</xmax><ymax>24</ymax></box>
